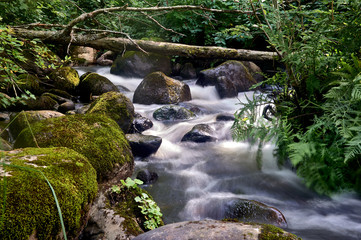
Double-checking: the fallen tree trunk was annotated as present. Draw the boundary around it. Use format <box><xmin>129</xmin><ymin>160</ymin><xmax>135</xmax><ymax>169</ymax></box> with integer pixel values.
<box><xmin>13</xmin><ymin>28</ymin><xmax>278</xmax><ymax>61</ymax></box>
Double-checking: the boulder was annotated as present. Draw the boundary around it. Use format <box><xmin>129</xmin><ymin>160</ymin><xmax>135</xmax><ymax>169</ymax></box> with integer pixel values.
<box><xmin>136</xmin><ymin>169</ymin><xmax>159</xmax><ymax>184</ymax></box>
<box><xmin>215</xmin><ymin>76</ymin><xmax>238</xmax><ymax>99</ymax></box>
<box><xmin>96</xmin><ymin>50</ymin><xmax>116</xmax><ymax>66</ymax></box>
<box><xmin>19</xmin><ymin>93</ymin><xmax>59</xmax><ymax>111</ymax></box>
<box><xmin>126</xmin><ymin>133</ymin><xmax>162</xmax><ymax>158</ymax></box>
<box><xmin>0</xmin><ymin>137</ymin><xmax>12</xmax><ymax>150</ymax></box>
<box><xmin>78</xmin><ymin>72</ymin><xmax>119</xmax><ymax>102</ymax></box>
<box><xmin>110</xmin><ymin>51</ymin><xmax>171</xmax><ymax>78</ymax></box>
<box><xmin>49</xmin><ymin>66</ymin><xmax>80</xmax><ymax>93</ymax></box>
<box><xmin>225</xmin><ymin>199</ymin><xmax>288</xmax><ymax>228</ymax></box>
<box><xmin>86</xmin><ymin>91</ymin><xmax>135</xmax><ymax>133</ymax></box>
<box><xmin>133</xmin><ymin>220</ymin><xmax>300</xmax><ymax>240</ymax></box>
<box><xmin>196</xmin><ymin>60</ymin><xmax>263</xmax><ymax>93</ymax></box>
<box><xmin>181</xmin><ymin>124</ymin><xmax>217</xmax><ymax>143</ymax></box>
<box><xmin>9</xmin><ymin>110</ymin><xmax>65</xmax><ymax>139</ymax></box>
<box><xmin>0</xmin><ymin>147</ymin><xmax>97</xmax><ymax>239</ymax></box>
<box><xmin>14</xmin><ymin>113</ymin><xmax>134</xmax><ymax>181</ymax></box>
<box><xmin>70</xmin><ymin>46</ymin><xmax>97</xmax><ymax>65</ymax></box>
<box><xmin>180</xmin><ymin>62</ymin><xmax>197</xmax><ymax>79</ymax></box>
<box><xmin>82</xmin><ymin>182</ymin><xmax>163</xmax><ymax>239</ymax></box>
<box><xmin>58</xmin><ymin>100</ymin><xmax>75</xmax><ymax>113</ymax></box>
<box><xmin>133</xmin><ymin>72</ymin><xmax>191</xmax><ymax>105</ymax></box>
<box><xmin>153</xmin><ymin>105</ymin><xmax>195</xmax><ymax>121</ymax></box>
<box><xmin>130</xmin><ymin>113</ymin><xmax>153</xmax><ymax>133</ymax></box>
<box><xmin>16</xmin><ymin>73</ymin><xmax>43</xmax><ymax>95</ymax></box>
<box><xmin>216</xmin><ymin>113</ymin><xmax>235</xmax><ymax>122</ymax></box>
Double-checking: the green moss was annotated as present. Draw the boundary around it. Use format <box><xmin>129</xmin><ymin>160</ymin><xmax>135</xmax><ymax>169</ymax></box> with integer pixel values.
<box><xmin>13</xmin><ymin>113</ymin><xmax>134</xmax><ymax>180</ymax></box>
<box><xmin>87</xmin><ymin>91</ymin><xmax>134</xmax><ymax>133</ymax></box>
<box><xmin>49</xmin><ymin>67</ymin><xmax>80</xmax><ymax>92</ymax></box>
<box><xmin>0</xmin><ymin>147</ymin><xmax>97</xmax><ymax>240</ymax></box>
<box><xmin>17</xmin><ymin>74</ymin><xmax>42</xmax><ymax>95</ymax></box>
<box><xmin>259</xmin><ymin>224</ymin><xmax>302</xmax><ymax>240</ymax></box>
<box><xmin>108</xmin><ymin>185</ymin><xmax>164</xmax><ymax>236</ymax></box>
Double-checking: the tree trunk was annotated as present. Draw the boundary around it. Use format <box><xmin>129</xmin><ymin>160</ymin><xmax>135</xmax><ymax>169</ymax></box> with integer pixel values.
<box><xmin>12</xmin><ymin>28</ymin><xmax>277</xmax><ymax>61</ymax></box>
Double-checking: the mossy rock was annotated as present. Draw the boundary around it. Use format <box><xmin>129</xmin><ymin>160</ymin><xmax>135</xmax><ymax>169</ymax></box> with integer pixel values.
<box><xmin>110</xmin><ymin>51</ymin><xmax>171</xmax><ymax>78</ymax></box>
<box><xmin>49</xmin><ymin>67</ymin><xmax>80</xmax><ymax>93</ymax></box>
<box><xmin>16</xmin><ymin>74</ymin><xmax>43</xmax><ymax>95</ymax></box>
<box><xmin>9</xmin><ymin>110</ymin><xmax>65</xmax><ymax>140</ymax></box>
<box><xmin>0</xmin><ymin>147</ymin><xmax>98</xmax><ymax>240</ymax></box>
<box><xmin>133</xmin><ymin>72</ymin><xmax>192</xmax><ymax>105</ymax></box>
<box><xmin>0</xmin><ymin>137</ymin><xmax>12</xmax><ymax>150</ymax></box>
<box><xmin>153</xmin><ymin>105</ymin><xmax>195</xmax><ymax>121</ymax></box>
<box><xmin>20</xmin><ymin>93</ymin><xmax>59</xmax><ymax>111</ymax></box>
<box><xmin>78</xmin><ymin>73</ymin><xmax>119</xmax><ymax>102</ymax></box>
<box><xmin>13</xmin><ymin>113</ymin><xmax>134</xmax><ymax>181</ymax></box>
<box><xmin>86</xmin><ymin>91</ymin><xmax>135</xmax><ymax>133</ymax></box>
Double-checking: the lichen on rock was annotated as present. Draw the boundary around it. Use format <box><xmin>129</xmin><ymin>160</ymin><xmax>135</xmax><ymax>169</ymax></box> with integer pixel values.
<box><xmin>0</xmin><ymin>147</ymin><xmax>98</xmax><ymax>240</ymax></box>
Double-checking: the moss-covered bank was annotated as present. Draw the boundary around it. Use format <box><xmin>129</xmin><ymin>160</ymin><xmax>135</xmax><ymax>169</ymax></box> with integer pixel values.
<box><xmin>0</xmin><ymin>147</ymin><xmax>97</xmax><ymax>240</ymax></box>
<box><xmin>13</xmin><ymin>113</ymin><xmax>134</xmax><ymax>181</ymax></box>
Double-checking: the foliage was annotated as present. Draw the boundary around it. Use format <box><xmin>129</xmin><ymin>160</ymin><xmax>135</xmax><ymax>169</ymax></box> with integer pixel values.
<box><xmin>112</xmin><ymin>177</ymin><xmax>163</xmax><ymax>230</ymax></box>
<box><xmin>233</xmin><ymin>0</ymin><xmax>361</xmax><ymax>195</ymax></box>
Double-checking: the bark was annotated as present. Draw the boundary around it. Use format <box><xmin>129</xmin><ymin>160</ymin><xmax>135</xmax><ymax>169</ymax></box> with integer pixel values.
<box><xmin>13</xmin><ymin>28</ymin><xmax>277</xmax><ymax>61</ymax></box>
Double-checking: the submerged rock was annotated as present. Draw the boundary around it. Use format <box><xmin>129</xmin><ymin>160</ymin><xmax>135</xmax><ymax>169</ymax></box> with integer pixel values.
<box><xmin>111</xmin><ymin>51</ymin><xmax>171</xmax><ymax>78</ymax></box>
<box><xmin>86</xmin><ymin>91</ymin><xmax>135</xmax><ymax>133</ymax></box>
<box><xmin>216</xmin><ymin>113</ymin><xmax>235</xmax><ymax>121</ymax></box>
<box><xmin>181</xmin><ymin>124</ymin><xmax>217</xmax><ymax>143</ymax></box>
<box><xmin>126</xmin><ymin>133</ymin><xmax>162</xmax><ymax>158</ymax></box>
<box><xmin>133</xmin><ymin>72</ymin><xmax>191</xmax><ymax>105</ymax></box>
<box><xmin>153</xmin><ymin>105</ymin><xmax>195</xmax><ymax>121</ymax></box>
<box><xmin>136</xmin><ymin>169</ymin><xmax>159</xmax><ymax>184</ymax></box>
<box><xmin>133</xmin><ymin>220</ymin><xmax>299</xmax><ymax>240</ymax></box>
<box><xmin>225</xmin><ymin>199</ymin><xmax>288</xmax><ymax>228</ymax></box>
<box><xmin>14</xmin><ymin>113</ymin><xmax>134</xmax><ymax>181</ymax></box>
<box><xmin>0</xmin><ymin>147</ymin><xmax>97</xmax><ymax>239</ymax></box>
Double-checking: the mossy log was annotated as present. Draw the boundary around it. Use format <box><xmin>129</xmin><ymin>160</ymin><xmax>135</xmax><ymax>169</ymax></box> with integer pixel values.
<box><xmin>12</xmin><ymin>28</ymin><xmax>277</xmax><ymax>61</ymax></box>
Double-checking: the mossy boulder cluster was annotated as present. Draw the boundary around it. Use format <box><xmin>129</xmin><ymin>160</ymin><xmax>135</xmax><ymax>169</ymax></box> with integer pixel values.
<box><xmin>133</xmin><ymin>72</ymin><xmax>192</xmax><ymax>105</ymax></box>
<box><xmin>0</xmin><ymin>147</ymin><xmax>98</xmax><ymax>239</ymax></box>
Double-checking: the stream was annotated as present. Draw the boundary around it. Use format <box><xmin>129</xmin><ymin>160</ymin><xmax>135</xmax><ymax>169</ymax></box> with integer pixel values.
<box><xmin>78</xmin><ymin>66</ymin><xmax>361</xmax><ymax>240</ymax></box>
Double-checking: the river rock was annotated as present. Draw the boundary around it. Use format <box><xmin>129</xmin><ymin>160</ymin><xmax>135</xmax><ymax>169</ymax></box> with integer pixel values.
<box><xmin>15</xmin><ymin>73</ymin><xmax>43</xmax><ymax>95</ymax></box>
<box><xmin>196</xmin><ymin>60</ymin><xmax>263</xmax><ymax>94</ymax></box>
<box><xmin>136</xmin><ymin>169</ymin><xmax>159</xmax><ymax>184</ymax></box>
<box><xmin>96</xmin><ymin>50</ymin><xmax>116</xmax><ymax>66</ymax></box>
<box><xmin>49</xmin><ymin>66</ymin><xmax>80</xmax><ymax>93</ymax></box>
<box><xmin>70</xmin><ymin>46</ymin><xmax>97</xmax><ymax>65</ymax></box>
<box><xmin>86</xmin><ymin>91</ymin><xmax>135</xmax><ymax>133</ymax></box>
<box><xmin>130</xmin><ymin>113</ymin><xmax>153</xmax><ymax>133</ymax></box>
<box><xmin>153</xmin><ymin>105</ymin><xmax>195</xmax><ymax>121</ymax></box>
<box><xmin>110</xmin><ymin>51</ymin><xmax>171</xmax><ymax>78</ymax></box>
<box><xmin>126</xmin><ymin>133</ymin><xmax>162</xmax><ymax>158</ymax></box>
<box><xmin>133</xmin><ymin>219</ymin><xmax>299</xmax><ymax>240</ymax></box>
<box><xmin>0</xmin><ymin>147</ymin><xmax>97</xmax><ymax>239</ymax></box>
<box><xmin>14</xmin><ymin>113</ymin><xmax>134</xmax><ymax>182</ymax></box>
<box><xmin>225</xmin><ymin>199</ymin><xmax>288</xmax><ymax>228</ymax></box>
<box><xmin>18</xmin><ymin>93</ymin><xmax>59</xmax><ymax>111</ymax></box>
<box><xmin>0</xmin><ymin>137</ymin><xmax>12</xmax><ymax>150</ymax></box>
<box><xmin>180</xmin><ymin>62</ymin><xmax>197</xmax><ymax>79</ymax></box>
<box><xmin>216</xmin><ymin>113</ymin><xmax>235</xmax><ymax>121</ymax></box>
<box><xmin>215</xmin><ymin>76</ymin><xmax>238</xmax><ymax>98</ymax></box>
<box><xmin>9</xmin><ymin>110</ymin><xmax>65</xmax><ymax>139</ymax></box>
<box><xmin>78</xmin><ymin>72</ymin><xmax>119</xmax><ymax>102</ymax></box>
<box><xmin>133</xmin><ymin>72</ymin><xmax>192</xmax><ymax>105</ymax></box>
<box><xmin>181</xmin><ymin>124</ymin><xmax>217</xmax><ymax>143</ymax></box>
<box><xmin>58</xmin><ymin>100</ymin><xmax>75</xmax><ymax>113</ymax></box>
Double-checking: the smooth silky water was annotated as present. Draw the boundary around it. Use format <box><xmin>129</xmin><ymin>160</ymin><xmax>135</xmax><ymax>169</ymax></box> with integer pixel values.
<box><xmin>78</xmin><ymin>66</ymin><xmax>361</xmax><ymax>240</ymax></box>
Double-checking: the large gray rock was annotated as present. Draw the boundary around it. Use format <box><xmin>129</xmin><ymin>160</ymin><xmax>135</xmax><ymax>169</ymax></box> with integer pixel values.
<box><xmin>225</xmin><ymin>199</ymin><xmax>288</xmax><ymax>228</ymax></box>
<box><xmin>126</xmin><ymin>133</ymin><xmax>162</xmax><ymax>158</ymax></box>
<box><xmin>78</xmin><ymin>72</ymin><xmax>119</xmax><ymax>102</ymax></box>
<box><xmin>133</xmin><ymin>220</ymin><xmax>300</xmax><ymax>240</ymax></box>
<box><xmin>110</xmin><ymin>51</ymin><xmax>171</xmax><ymax>78</ymax></box>
<box><xmin>133</xmin><ymin>72</ymin><xmax>191</xmax><ymax>105</ymax></box>
<box><xmin>196</xmin><ymin>60</ymin><xmax>263</xmax><ymax>96</ymax></box>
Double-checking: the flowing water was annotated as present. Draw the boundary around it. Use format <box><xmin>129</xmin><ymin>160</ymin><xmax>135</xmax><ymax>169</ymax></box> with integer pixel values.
<box><xmin>78</xmin><ymin>67</ymin><xmax>361</xmax><ymax>240</ymax></box>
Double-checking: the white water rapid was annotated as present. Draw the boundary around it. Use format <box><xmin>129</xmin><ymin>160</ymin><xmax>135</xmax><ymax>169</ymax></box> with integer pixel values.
<box><xmin>77</xmin><ymin>66</ymin><xmax>361</xmax><ymax>240</ymax></box>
